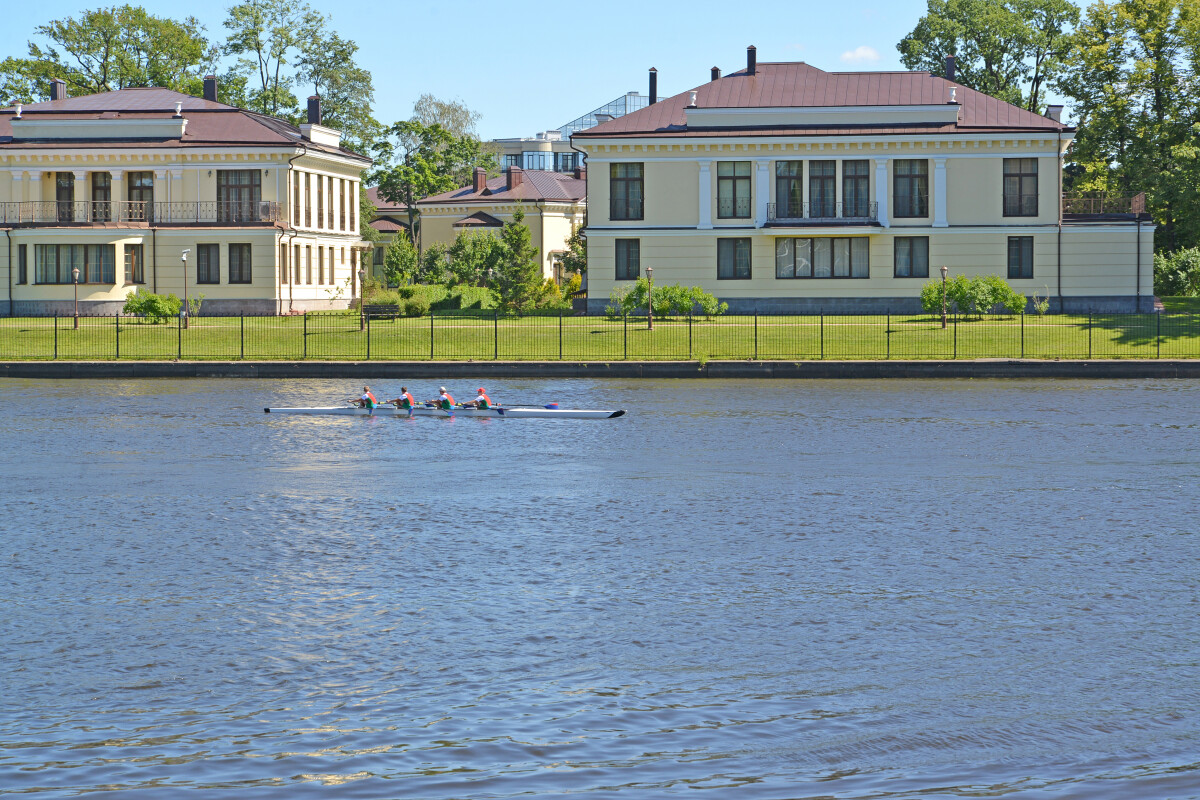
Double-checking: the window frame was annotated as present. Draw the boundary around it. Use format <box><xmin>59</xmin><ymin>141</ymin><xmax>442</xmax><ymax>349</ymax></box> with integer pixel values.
<box><xmin>228</xmin><ymin>243</ymin><xmax>253</xmax><ymax>284</ymax></box>
<box><xmin>775</xmin><ymin>237</ymin><xmax>870</xmax><ymax>279</ymax></box>
<box><xmin>843</xmin><ymin>160</ymin><xmax>870</xmax><ymax>218</ymax></box>
<box><xmin>196</xmin><ymin>243</ymin><xmax>220</xmax><ymax>284</ymax></box>
<box><xmin>609</xmin><ymin>163</ymin><xmax>644</xmax><ymax>221</ymax></box>
<box><xmin>124</xmin><ymin>243</ymin><xmax>144</xmax><ymax>285</ymax></box>
<box><xmin>17</xmin><ymin>244</ymin><xmax>27</xmax><ymax>284</ymax></box>
<box><xmin>808</xmin><ymin>161</ymin><xmax>836</xmax><ymax>219</ymax></box>
<box><xmin>1003</xmin><ymin>158</ymin><xmax>1038</xmax><ymax>217</ymax></box>
<box><xmin>615</xmin><ymin>239</ymin><xmax>640</xmax><ymax>281</ymax></box>
<box><xmin>34</xmin><ymin>243</ymin><xmax>115</xmax><ymax>284</ymax></box>
<box><xmin>717</xmin><ymin>161</ymin><xmax>752</xmax><ymax>219</ymax></box>
<box><xmin>1007</xmin><ymin>236</ymin><xmax>1034</xmax><ymax>279</ymax></box>
<box><xmin>893</xmin><ymin>159</ymin><xmax>929</xmax><ymax>218</ymax></box>
<box><xmin>717</xmin><ymin>238</ymin><xmax>752</xmax><ymax>280</ymax></box>
<box><xmin>893</xmin><ymin>237</ymin><xmax>930</xmax><ymax>278</ymax></box>
<box><xmin>775</xmin><ymin>161</ymin><xmax>804</xmax><ymax>218</ymax></box>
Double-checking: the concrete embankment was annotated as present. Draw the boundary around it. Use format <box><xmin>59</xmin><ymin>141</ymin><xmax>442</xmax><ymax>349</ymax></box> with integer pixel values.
<box><xmin>4</xmin><ymin>360</ymin><xmax>1200</xmax><ymax>379</ymax></box>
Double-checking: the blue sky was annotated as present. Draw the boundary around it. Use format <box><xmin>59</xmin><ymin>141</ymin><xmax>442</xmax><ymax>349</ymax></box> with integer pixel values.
<box><xmin>4</xmin><ymin>0</ymin><xmax>979</xmax><ymax>138</ymax></box>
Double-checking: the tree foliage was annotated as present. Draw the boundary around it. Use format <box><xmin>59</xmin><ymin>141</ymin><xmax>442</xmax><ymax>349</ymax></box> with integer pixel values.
<box><xmin>382</xmin><ymin>230</ymin><xmax>419</xmax><ymax>287</ymax></box>
<box><xmin>493</xmin><ymin>208</ymin><xmax>542</xmax><ymax>311</ymax></box>
<box><xmin>920</xmin><ymin>274</ymin><xmax>1027</xmax><ymax>316</ymax></box>
<box><xmin>559</xmin><ymin>225</ymin><xmax>587</xmax><ymax>275</ymax></box>
<box><xmin>446</xmin><ymin>230</ymin><xmax>506</xmax><ymax>287</ymax></box>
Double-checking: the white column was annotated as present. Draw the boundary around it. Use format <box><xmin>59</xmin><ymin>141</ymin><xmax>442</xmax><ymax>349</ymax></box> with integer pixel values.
<box><xmin>10</xmin><ymin>170</ymin><xmax>24</xmax><ymax>204</ymax></box>
<box><xmin>154</xmin><ymin>169</ymin><xmax>167</xmax><ymax>219</ymax></box>
<box><xmin>932</xmin><ymin>157</ymin><xmax>948</xmax><ymax>228</ymax></box>
<box><xmin>73</xmin><ymin>170</ymin><xmax>87</xmax><ymax>219</ymax></box>
<box><xmin>109</xmin><ymin>169</ymin><xmax>124</xmax><ymax>203</ymax></box>
<box><xmin>834</xmin><ymin>160</ymin><xmax>843</xmax><ymax>217</ymax></box>
<box><xmin>755</xmin><ymin>159</ymin><xmax>770</xmax><ymax>227</ymax></box>
<box><xmin>697</xmin><ymin>160</ymin><xmax>712</xmax><ymax>229</ymax></box>
<box><xmin>170</xmin><ymin>169</ymin><xmax>183</xmax><ymax>222</ymax></box>
<box><xmin>874</xmin><ymin>158</ymin><xmax>889</xmax><ymax>229</ymax></box>
<box><xmin>28</xmin><ymin>171</ymin><xmax>42</xmax><ymax>203</ymax></box>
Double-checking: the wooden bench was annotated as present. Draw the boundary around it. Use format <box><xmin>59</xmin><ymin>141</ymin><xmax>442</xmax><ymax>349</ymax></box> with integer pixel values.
<box><xmin>363</xmin><ymin>304</ymin><xmax>401</xmax><ymax>321</ymax></box>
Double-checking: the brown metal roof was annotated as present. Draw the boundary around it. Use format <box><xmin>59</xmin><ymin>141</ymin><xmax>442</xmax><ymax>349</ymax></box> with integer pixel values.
<box><xmin>367</xmin><ymin>187</ymin><xmax>407</xmax><ymax>213</ymax></box>
<box><xmin>0</xmin><ymin>87</ymin><xmax>370</xmax><ymax>162</ymax></box>
<box><xmin>369</xmin><ymin>217</ymin><xmax>408</xmax><ymax>233</ymax></box>
<box><xmin>418</xmin><ymin>169</ymin><xmax>586</xmax><ymax>205</ymax></box>
<box><xmin>453</xmin><ymin>211</ymin><xmax>504</xmax><ymax>228</ymax></box>
<box><xmin>574</xmin><ymin>62</ymin><xmax>1070</xmax><ymax>138</ymax></box>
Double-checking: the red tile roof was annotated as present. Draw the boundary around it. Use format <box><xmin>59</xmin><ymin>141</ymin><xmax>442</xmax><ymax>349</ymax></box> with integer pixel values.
<box><xmin>418</xmin><ymin>170</ymin><xmax>585</xmax><ymax>205</ymax></box>
<box><xmin>574</xmin><ymin>62</ymin><xmax>1069</xmax><ymax>138</ymax></box>
<box><xmin>0</xmin><ymin>87</ymin><xmax>370</xmax><ymax>161</ymax></box>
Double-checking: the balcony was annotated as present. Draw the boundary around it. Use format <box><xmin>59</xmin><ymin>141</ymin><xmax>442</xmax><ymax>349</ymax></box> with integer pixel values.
<box><xmin>0</xmin><ymin>200</ymin><xmax>282</xmax><ymax>227</ymax></box>
<box><xmin>766</xmin><ymin>201</ymin><xmax>879</xmax><ymax>225</ymax></box>
<box><xmin>1061</xmin><ymin>192</ymin><xmax>1149</xmax><ymax>220</ymax></box>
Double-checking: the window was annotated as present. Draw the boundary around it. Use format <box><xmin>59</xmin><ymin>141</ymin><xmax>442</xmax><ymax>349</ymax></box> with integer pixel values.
<box><xmin>293</xmin><ymin>173</ymin><xmax>301</xmax><ymax>225</ymax></box>
<box><xmin>35</xmin><ymin>244</ymin><xmax>114</xmax><ymax>284</ymax></box>
<box><xmin>503</xmin><ymin>154</ymin><xmax>520</xmax><ymax>169</ymax></box>
<box><xmin>894</xmin><ymin>237</ymin><xmax>929</xmax><ymax>278</ymax></box>
<box><xmin>306</xmin><ymin>245</ymin><xmax>312</xmax><ymax>284</ymax></box>
<box><xmin>350</xmin><ymin>182</ymin><xmax>357</xmax><ymax>232</ymax></box>
<box><xmin>615</xmin><ymin>239</ymin><xmax>640</xmax><ymax>280</ymax></box>
<box><xmin>894</xmin><ymin>159</ymin><xmax>928</xmax><ymax>218</ymax></box>
<box><xmin>229</xmin><ymin>243</ymin><xmax>252</xmax><ymax>284</ymax></box>
<box><xmin>1003</xmin><ymin>158</ymin><xmax>1038</xmax><ymax>217</ymax></box>
<box><xmin>304</xmin><ymin>173</ymin><xmax>311</xmax><ymax>227</ymax></box>
<box><xmin>555</xmin><ymin>152</ymin><xmax>577</xmax><ymax>172</ymax></box>
<box><xmin>280</xmin><ymin>244</ymin><xmax>288</xmax><ymax>286</ymax></box>
<box><xmin>843</xmin><ymin>160</ymin><xmax>870</xmax><ymax>218</ymax></box>
<box><xmin>776</xmin><ymin>237</ymin><xmax>869</xmax><ymax>278</ymax></box>
<box><xmin>775</xmin><ymin>161</ymin><xmax>803</xmax><ymax>218</ymax></box>
<box><xmin>124</xmin><ymin>244</ymin><xmax>143</xmax><ymax>284</ymax></box>
<box><xmin>56</xmin><ymin>172</ymin><xmax>75</xmax><ymax>222</ymax></box>
<box><xmin>327</xmin><ymin>178</ymin><xmax>334</xmax><ymax>229</ymax></box>
<box><xmin>809</xmin><ymin>161</ymin><xmax>836</xmax><ymax>218</ymax></box>
<box><xmin>1007</xmin><ymin>236</ymin><xmax>1033</xmax><ymax>279</ymax></box>
<box><xmin>127</xmin><ymin>172</ymin><xmax>154</xmax><ymax>221</ymax></box>
<box><xmin>610</xmin><ymin>163</ymin><xmax>643</xmax><ymax>220</ymax></box>
<box><xmin>18</xmin><ymin>244</ymin><xmax>27</xmax><ymax>284</ymax></box>
<box><xmin>373</xmin><ymin>246</ymin><xmax>384</xmax><ymax>266</ymax></box>
<box><xmin>317</xmin><ymin>245</ymin><xmax>324</xmax><ymax>285</ymax></box>
<box><xmin>718</xmin><ymin>161</ymin><xmax>752</xmax><ymax>219</ymax></box>
<box><xmin>293</xmin><ymin>244</ymin><xmax>301</xmax><ymax>284</ymax></box>
<box><xmin>717</xmin><ymin>238</ymin><xmax>751</xmax><ymax>280</ymax></box>
<box><xmin>92</xmin><ymin>173</ymin><xmax>111</xmax><ymax>222</ymax></box>
<box><xmin>317</xmin><ymin>175</ymin><xmax>324</xmax><ymax>229</ymax></box>
<box><xmin>340</xmin><ymin>179</ymin><xmax>347</xmax><ymax>231</ymax></box>
<box><xmin>217</xmin><ymin>170</ymin><xmax>261</xmax><ymax>222</ymax></box>
<box><xmin>197</xmin><ymin>243</ymin><xmax>220</xmax><ymax>284</ymax></box>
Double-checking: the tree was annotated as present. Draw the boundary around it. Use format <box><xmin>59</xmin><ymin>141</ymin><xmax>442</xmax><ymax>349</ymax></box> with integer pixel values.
<box><xmin>382</xmin><ymin>231</ymin><xmax>419</xmax><ymax>287</ymax></box>
<box><xmin>559</xmin><ymin>224</ymin><xmax>587</xmax><ymax>275</ymax></box>
<box><xmin>0</xmin><ymin>5</ymin><xmax>214</xmax><ymax>104</ymax></box>
<box><xmin>359</xmin><ymin>181</ymin><xmax>380</xmax><ymax>244</ymax></box>
<box><xmin>898</xmin><ymin>0</ymin><xmax>1078</xmax><ymax>111</ymax></box>
<box><xmin>411</xmin><ymin>94</ymin><xmax>481</xmax><ymax>137</ymax></box>
<box><xmin>222</xmin><ymin>0</ymin><xmax>322</xmax><ymax>117</ymax></box>
<box><xmin>446</xmin><ymin>230</ymin><xmax>506</xmax><ymax>287</ymax></box>
<box><xmin>493</xmin><ymin>207</ymin><xmax>541</xmax><ymax>311</ymax></box>
<box><xmin>295</xmin><ymin>29</ymin><xmax>377</xmax><ymax>150</ymax></box>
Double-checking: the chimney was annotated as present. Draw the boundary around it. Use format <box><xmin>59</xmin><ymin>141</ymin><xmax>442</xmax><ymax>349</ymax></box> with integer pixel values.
<box><xmin>573</xmin><ymin>165</ymin><xmax>586</xmax><ymax>181</ymax></box>
<box><xmin>306</xmin><ymin>95</ymin><xmax>322</xmax><ymax>125</ymax></box>
<box><xmin>49</xmin><ymin>78</ymin><xmax>66</xmax><ymax>101</ymax></box>
<box><xmin>506</xmin><ymin>166</ymin><xmax>524</xmax><ymax>190</ymax></box>
<box><xmin>473</xmin><ymin>166</ymin><xmax>487</xmax><ymax>193</ymax></box>
<box><xmin>203</xmin><ymin>75</ymin><xmax>218</xmax><ymax>103</ymax></box>
<box><xmin>747</xmin><ymin>45</ymin><xmax>757</xmax><ymax>76</ymax></box>
<box><xmin>649</xmin><ymin>68</ymin><xmax>657</xmax><ymax>105</ymax></box>
<box><xmin>711</xmin><ymin>66</ymin><xmax>721</xmax><ymax>81</ymax></box>
<box><xmin>945</xmin><ymin>54</ymin><xmax>956</xmax><ymax>82</ymax></box>
<box><xmin>1045</xmin><ymin>104</ymin><xmax>1064</xmax><ymax>123</ymax></box>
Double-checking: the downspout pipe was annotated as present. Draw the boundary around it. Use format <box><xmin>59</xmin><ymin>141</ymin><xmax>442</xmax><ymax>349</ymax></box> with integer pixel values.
<box><xmin>152</xmin><ymin>227</ymin><xmax>157</xmax><ymax>294</ymax></box>
<box><xmin>1136</xmin><ymin>217</ymin><xmax>1142</xmax><ymax>312</ymax></box>
<box><xmin>1056</xmin><ymin>128</ymin><xmax>1063</xmax><ymax>313</ymax></box>
<box><xmin>284</xmin><ymin>144</ymin><xmax>309</xmax><ymax>315</ymax></box>
<box><xmin>569</xmin><ymin>138</ymin><xmax>589</xmax><ymax>303</ymax></box>
<box><xmin>4</xmin><ymin>228</ymin><xmax>12</xmax><ymax>317</ymax></box>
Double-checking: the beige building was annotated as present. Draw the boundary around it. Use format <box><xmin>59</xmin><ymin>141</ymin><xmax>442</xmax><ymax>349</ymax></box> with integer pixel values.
<box><xmin>416</xmin><ymin>166</ymin><xmax>586</xmax><ymax>280</ymax></box>
<box><xmin>573</xmin><ymin>50</ymin><xmax>1154</xmax><ymax>314</ymax></box>
<box><xmin>365</xmin><ymin>186</ymin><xmax>408</xmax><ymax>282</ymax></box>
<box><xmin>0</xmin><ymin>78</ymin><xmax>371</xmax><ymax>315</ymax></box>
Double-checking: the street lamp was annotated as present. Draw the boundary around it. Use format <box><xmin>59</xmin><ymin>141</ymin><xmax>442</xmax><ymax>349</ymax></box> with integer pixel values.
<box><xmin>181</xmin><ymin>248</ymin><xmax>191</xmax><ymax>329</ymax></box>
<box><xmin>940</xmin><ymin>264</ymin><xmax>948</xmax><ymax>329</ymax></box>
<box><xmin>72</xmin><ymin>267</ymin><xmax>80</xmax><ymax>329</ymax></box>
<box><xmin>646</xmin><ymin>266</ymin><xmax>653</xmax><ymax>331</ymax></box>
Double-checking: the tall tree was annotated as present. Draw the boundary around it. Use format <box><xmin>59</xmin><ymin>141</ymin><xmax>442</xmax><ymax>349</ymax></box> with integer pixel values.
<box><xmin>493</xmin><ymin>207</ymin><xmax>541</xmax><ymax>311</ymax></box>
<box><xmin>222</xmin><ymin>0</ymin><xmax>321</xmax><ymax>117</ymax></box>
<box><xmin>295</xmin><ymin>30</ymin><xmax>377</xmax><ymax>150</ymax></box>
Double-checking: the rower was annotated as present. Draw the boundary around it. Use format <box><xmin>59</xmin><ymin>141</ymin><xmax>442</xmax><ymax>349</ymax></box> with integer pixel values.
<box><xmin>352</xmin><ymin>386</ymin><xmax>377</xmax><ymax>410</ymax></box>
<box><xmin>390</xmin><ymin>386</ymin><xmax>415</xmax><ymax>411</ymax></box>
<box><xmin>429</xmin><ymin>386</ymin><xmax>455</xmax><ymax>410</ymax></box>
<box><xmin>468</xmin><ymin>387</ymin><xmax>491</xmax><ymax>409</ymax></box>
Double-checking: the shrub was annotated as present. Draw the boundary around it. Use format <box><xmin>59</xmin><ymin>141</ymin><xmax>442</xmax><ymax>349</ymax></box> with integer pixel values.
<box><xmin>403</xmin><ymin>297</ymin><xmax>430</xmax><ymax>317</ymax></box>
<box><xmin>605</xmin><ymin>285</ymin><xmax>631</xmax><ymax>319</ymax></box>
<box><xmin>615</xmin><ymin>278</ymin><xmax>728</xmax><ymax>318</ymax></box>
<box><xmin>920</xmin><ymin>274</ymin><xmax>1025</xmax><ymax>317</ymax></box>
<box><xmin>122</xmin><ymin>288</ymin><xmax>181</xmax><ymax>323</ymax></box>
<box><xmin>364</xmin><ymin>288</ymin><xmax>404</xmax><ymax>307</ymax></box>
<box><xmin>1154</xmin><ymin>247</ymin><xmax>1200</xmax><ymax>296</ymax></box>
<box><xmin>397</xmin><ymin>285</ymin><xmax>416</xmax><ymax>300</ymax></box>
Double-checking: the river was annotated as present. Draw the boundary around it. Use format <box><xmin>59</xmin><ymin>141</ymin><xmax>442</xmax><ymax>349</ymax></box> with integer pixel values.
<box><xmin>2</xmin><ymin>377</ymin><xmax>1198</xmax><ymax>799</ymax></box>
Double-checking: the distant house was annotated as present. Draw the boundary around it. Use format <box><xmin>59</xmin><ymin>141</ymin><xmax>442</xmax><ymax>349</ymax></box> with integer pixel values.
<box><xmin>365</xmin><ymin>186</ymin><xmax>408</xmax><ymax>282</ymax></box>
<box><xmin>573</xmin><ymin>49</ymin><xmax>1154</xmax><ymax>314</ymax></box>
<box><xmin>0</xmin><ymin>78</ymin><xmax>371</xmax><ymax>315</ymax></box>
<box><xmin>491</xmin><ymin>91</ymin><xmax>650</xmax><ymax>174</ymax></box>
<box><xmin>416</xmin><ymin>166</ymin><xmax>586</xmax><ymax>280</ymax></box>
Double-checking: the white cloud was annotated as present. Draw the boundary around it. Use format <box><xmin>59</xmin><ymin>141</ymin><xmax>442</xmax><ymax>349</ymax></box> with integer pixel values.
<box><xmin>840</xmin><ymin>46</ymin><xmax>881</xmax><ymax>64</ymax></box>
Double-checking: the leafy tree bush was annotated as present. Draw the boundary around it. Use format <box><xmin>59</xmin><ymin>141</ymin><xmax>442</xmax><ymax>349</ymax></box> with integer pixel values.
<box><xmin>122</xmin><ymin>288</ymin><xmax>181</xmax><ymax>323</ymax></box>
<box><xmin>1153</xmin><ymin>247</ymin><xmax>1200</xmax><ymax>296</ymax></box>
<box><xmin>493</xmin><ymin>207</ymin><xmax>542</xmax><ymax>311</ymax></box>
<box><xmin>419</xmin><ymin>241</ymin><xmax>450</xmax><ymax>284</ymax></box>
<box><xmin>446</xmin><ymin>230</ymin><xmax>505</xmax><ymax>287</ymax></box>
<box><xmin>615</xmin><ymin>278</ymin><xmax>729</xmax><ymax>318</ymax></box>
<box><xmin>920</xmin><ymin>274</ymin><xmax>1026</xmax><ymax>317</ymax></box>
<box><xmin>382</xmin><ymin>232</ymin><xmax>419</xmax><ymax>287</ymax></box>
<box><xmin>403</xmin><ymin>297</ymin><xmax>430</xmax><ymax>317</ymax></box>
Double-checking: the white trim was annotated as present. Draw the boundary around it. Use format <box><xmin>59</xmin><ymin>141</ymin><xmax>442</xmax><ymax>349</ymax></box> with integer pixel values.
<box><xmin>932</xmin><ymin>157</ymin><xmax>948</xmax><ymax>228</ymax></box>
<box><xmin>684</xmin><ymin>104</ymin><xmax>962</xmax><ymax>127</ymax></box>
<box><xmin>579</xmin><ymin>151</ymin><xmax>1062</xmax><ymax>163</ymax></box>
<box><xmin>584</xmin><ymin>224</ymin><xmax>1141</xmax><ymax>238</ymax></box>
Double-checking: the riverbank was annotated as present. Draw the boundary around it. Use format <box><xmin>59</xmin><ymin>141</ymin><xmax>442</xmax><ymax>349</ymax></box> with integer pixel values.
<box><xmin>6</xmin><ymin>359</ymin><xmax>1200</xmax><ymax>379</ymax></box>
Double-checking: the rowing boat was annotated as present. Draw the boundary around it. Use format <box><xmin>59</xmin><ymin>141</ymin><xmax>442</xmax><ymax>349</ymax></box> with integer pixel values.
<box><xmin>264</xmin><ymin>405</ymin><xmax>625</xmax><ymax>419</ymax></box>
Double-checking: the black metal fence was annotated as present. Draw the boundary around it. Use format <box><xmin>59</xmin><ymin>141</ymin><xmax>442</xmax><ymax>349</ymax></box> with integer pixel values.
<box><xmin>1</xmin><ymin>310</ymin><xmax>1198</xmax><ymax>361</ymax></box>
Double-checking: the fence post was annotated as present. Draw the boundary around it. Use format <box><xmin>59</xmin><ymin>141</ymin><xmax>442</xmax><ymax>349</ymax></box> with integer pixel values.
<box><xmin>688</xmin><ymin>314</ymin><xmax>693</xmax><ymax>360</ymax></box>
<box><xmin>430</xmin><ymin>308</ymin><xmax>435</xmax><ymax>360</ymax></box>
<box><xmin>623</xmin><ymin>312</ymin><xmax>628</xmax><ymax>360</ymax></box>
<box><xmin>886</xmin><ymin>313</ymin><xmax>891</xmax><ymax>360</ymax></box>
<box><xmin>115</xmin><ymin>313</ymin><xmax>120</xmax><ymax>360</ymax></box>
<box><xmin>494</xmin><ymin>308</ymin><xmax>499</xmax><ymax>361</ymax></box>
<box><xmin>1088</xmin><ymin>312</ymin><xmax>1093</xmax><ymax>359</ymax></box>
<box><xmin>1157</xmin><ymin>312</ymin><xmax>1162</xmax><ymax>359</ymax></box>
<box><xmin>177</xmin><ymin>312</ymin><xmax>182</xmax><ymax>360</ymax></box>
<box><xmin>558</xmin><ymin>307</ymin><xmax>563</xmax><ymax>360</ymax></box>
<box><xmin>820</xmin><ymin>314</ymin><xmax>824</xmax><ymax>360</ymax></box>
<box><xmin>1021</xmin><ymin>312</ymin><xmax>1025</xmax><ymax>359</ymax></box>
<box><xmin>303</xmin><ymin>312</ymin><xmax>307</xmax><ymax>360</ymax></box>
<box><xmin>754</xmin><ymin>311</ymin><xmax>758</xmax><ymax>360</ymax></box>
<box><xmin>240</xmin><ymin>315</ymin><xmax>244</xmax><ymax>361</ymax></box>
<box><xmin>53</xmin><ymin>316</ymin><xmax>58</xmax><ymax>360</ymax></box>
<box><xmin>366</xmin><ymin>310</ymin><xmax>371</xmax><ymax>361</ymax></box>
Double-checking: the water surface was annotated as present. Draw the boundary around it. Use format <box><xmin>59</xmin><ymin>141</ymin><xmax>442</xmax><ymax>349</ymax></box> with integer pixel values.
<box><xmin>2</xmin><ymin>378</ymin><xmax>1199</xmax><ymax>799</ymax></box>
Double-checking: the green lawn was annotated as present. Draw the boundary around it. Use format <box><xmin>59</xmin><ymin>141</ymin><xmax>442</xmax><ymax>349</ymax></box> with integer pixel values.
<box><xmin>1</xmin><ymin>310</ymin><xmax>1197</xmax><ymax>361</ymax></box>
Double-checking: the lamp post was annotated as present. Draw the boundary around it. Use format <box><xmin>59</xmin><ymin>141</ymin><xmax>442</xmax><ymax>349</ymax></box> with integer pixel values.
<box><xmin>181</xmin><ymin>248</ymin><xmax>190</xmax><ymax>329</ymax></box>
<box><xmin>359</xmin><ymin>267</ymin><xmax>366</xmax><ymax>331</ymax></box>
<box><xmin>72</xmin><ymin>267</ymin><xmax>79</xmax><ymax>329</ymax></box>
<box><xmin>940</xmin><ymin>265</ymin><xmax>948</xmax><ymax>329</ymax></box>
<box><xmin>646</xmin><ymin>266</ymin><xmax>653</xmax><ymax>331</ymax></box>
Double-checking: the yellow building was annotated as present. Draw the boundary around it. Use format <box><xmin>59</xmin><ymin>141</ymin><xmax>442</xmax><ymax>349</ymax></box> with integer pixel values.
<box><xmin>573</xmin><ymin>50</ymin><xmax>1155</xmax><ymax>314</ymax></box>
<box><xmin>365</xmin><ymin>186</ymin><xmax>408</xmax><ymax>282</ymax></box>
<box><xmin>0</xmin><ymin>78</ymin><xmax>371</xmax><ymax>315</ymax></box>
<box><xmin>416</xmin><ymin>166</ymin><xmax>586</xmax><ymax>280</ymax></box>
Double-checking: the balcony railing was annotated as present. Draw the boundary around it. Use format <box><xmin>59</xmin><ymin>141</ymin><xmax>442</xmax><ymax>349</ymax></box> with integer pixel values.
<box><xmin>767</xmin><ymin>201</ymin><xmax>879</xmax><ymax>224</ymax></box>
<box><xmin>0</xmin><ymin>200</ymin><xmax>282</xmax><ymax>226</ymax></box>
<box><xmin>717</xmin><ymin>197</ymin><xmax>753</xmax><ymax>219</ymax></box>
<box><xmin>1061</xmin><ymin>192</ymin><xmax>1147</xmax><ymax>217</ymax></box>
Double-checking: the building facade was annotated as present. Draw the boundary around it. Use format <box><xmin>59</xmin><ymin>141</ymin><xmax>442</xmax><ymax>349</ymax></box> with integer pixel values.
<box><xmin>0</xmin><ymin>79</ymin><xmax>371</xmax><ymax>315</ymax></box>
<box><xmin>416</xmin><ymin>166</ymin><xmax>585</xmax><ymax>280</ymax></box>
<box><xmin>492</xmin><ymin>92</ymin><xmax>651</xmax><ymax>174</ymax></box>
<box><xmin>574</xmin><ymin>52</ymin><xmax>1154</xmax><ymax>314</ymax></box>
